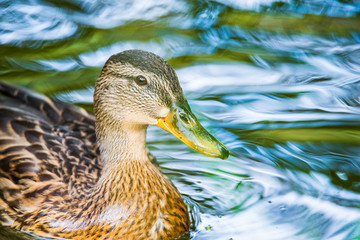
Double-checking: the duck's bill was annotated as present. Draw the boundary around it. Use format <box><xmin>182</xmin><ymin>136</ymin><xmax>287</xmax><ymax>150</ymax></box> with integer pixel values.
<box><xmin>156</xmin><ymin>102</ymin><xmax>229</xmax><ymax>160</ymax></box>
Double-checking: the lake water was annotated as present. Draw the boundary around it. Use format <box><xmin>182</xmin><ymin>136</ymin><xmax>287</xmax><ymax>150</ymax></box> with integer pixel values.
<box><xmin>0</xmin><ymin>0</ymin><xmax>360</xmax><ymax>239</ymax></box>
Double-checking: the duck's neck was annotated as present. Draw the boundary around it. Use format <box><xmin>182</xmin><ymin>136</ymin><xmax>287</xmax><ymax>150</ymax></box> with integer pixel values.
<box><xmin>95</xmin><ymin>122</ymin><xmax>151</xmax><ymax>194</ymax></box>
<box><xmin>97</xmin><ymin>123</ymin><xmax>149</xmax><ymax>170</ymax></box>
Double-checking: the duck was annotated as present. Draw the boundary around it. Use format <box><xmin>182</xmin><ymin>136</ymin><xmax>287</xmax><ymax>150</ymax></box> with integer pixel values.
<box><xmin>0</xmin><ymin>50</ymin><xmax>228</xmax><ymax>240</ymax></box>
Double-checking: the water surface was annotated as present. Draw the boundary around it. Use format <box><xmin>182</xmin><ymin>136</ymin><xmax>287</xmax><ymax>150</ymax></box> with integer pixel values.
<box><xmin>0</xmin><ymin>0</ymin><xmax>359</xmax><ymax>239</ymax></box>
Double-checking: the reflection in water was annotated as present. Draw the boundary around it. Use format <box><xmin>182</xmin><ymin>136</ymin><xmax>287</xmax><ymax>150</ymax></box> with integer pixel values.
<box><xmin>1</xmin><ymin>0</ymin><xmax>360</xmax><ymax>239</ymax></box>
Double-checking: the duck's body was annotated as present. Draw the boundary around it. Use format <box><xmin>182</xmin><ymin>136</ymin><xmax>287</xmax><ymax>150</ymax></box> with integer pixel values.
<box><xmin>0</xmin><ymin>50</ymin><xmax>228</xmax><ymax>239</ymax></box>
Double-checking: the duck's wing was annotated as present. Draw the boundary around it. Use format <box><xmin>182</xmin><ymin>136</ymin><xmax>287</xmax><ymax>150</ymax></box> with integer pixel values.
<box><xmin>0</xmin><ymin>82</ymin><xmax>101</xmax><ymax>225</ymax></box>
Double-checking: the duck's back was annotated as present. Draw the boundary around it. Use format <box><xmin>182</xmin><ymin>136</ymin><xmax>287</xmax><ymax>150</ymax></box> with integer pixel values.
<box><xmin>0</xmin><ymin>82</ymin><xmax>102</xmax><ymax>226</ymax></box>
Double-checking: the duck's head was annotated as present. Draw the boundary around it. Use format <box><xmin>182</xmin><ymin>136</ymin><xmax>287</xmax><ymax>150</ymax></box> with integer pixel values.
<box><xmin>94</xmin><ymin>50</ymin><xmax>228</xmax><ymax>159</ymax></box>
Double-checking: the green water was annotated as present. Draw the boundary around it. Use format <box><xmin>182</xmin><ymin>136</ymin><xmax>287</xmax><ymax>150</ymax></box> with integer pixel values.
<box><xmin>1</xmin><ymin>0</ymin><xmax>360</xmax><ymax>239</ymax></box>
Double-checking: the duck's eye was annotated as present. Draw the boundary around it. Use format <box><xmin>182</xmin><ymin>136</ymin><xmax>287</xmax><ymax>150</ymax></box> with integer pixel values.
<box><xmin>135</xmin><ymin>75</ymin><xmax>147</xmax><ymax>85</ymax></box>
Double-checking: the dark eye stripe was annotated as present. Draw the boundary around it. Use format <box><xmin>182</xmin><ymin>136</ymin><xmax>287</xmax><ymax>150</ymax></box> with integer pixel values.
<box><xmin>135</xmin><ymin>75</ymin><xmax>147</xmax><ymax>85</ymax></box>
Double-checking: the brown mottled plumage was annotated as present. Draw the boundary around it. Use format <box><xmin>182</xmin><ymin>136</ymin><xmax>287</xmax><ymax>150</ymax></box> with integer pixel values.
<box><xmin>0</xmin><ymin>50</ymin><xmax>228</xmax><ymax>239</ymax></box>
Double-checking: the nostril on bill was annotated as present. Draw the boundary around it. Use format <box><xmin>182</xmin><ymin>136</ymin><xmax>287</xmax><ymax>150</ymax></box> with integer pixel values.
<box><xmin>179</xmin><ymin>112</ymin><xmax>190</xmax><ymax>125</ymax></box>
